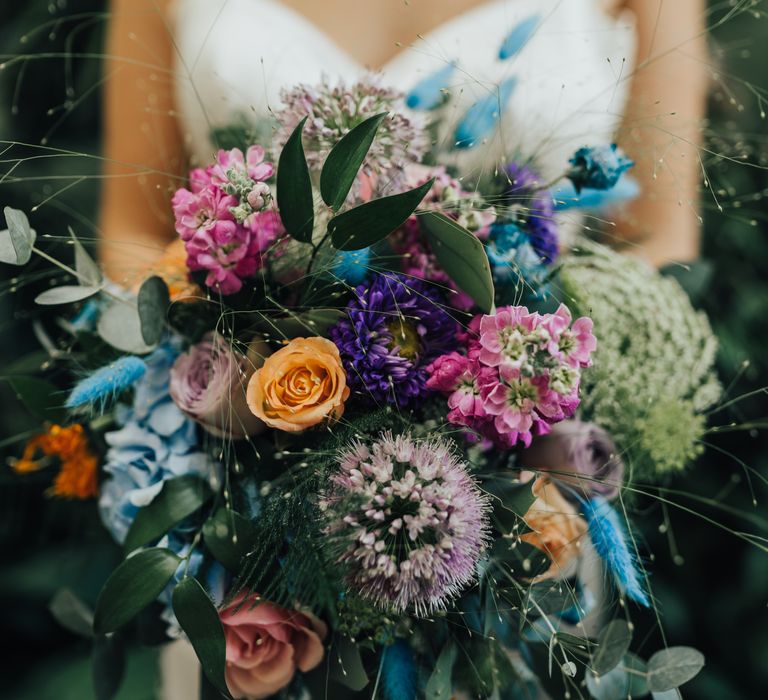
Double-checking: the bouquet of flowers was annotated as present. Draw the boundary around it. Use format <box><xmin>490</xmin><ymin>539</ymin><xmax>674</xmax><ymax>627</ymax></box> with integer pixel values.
<box><xmin>3</xmin><ymin>78</ymin><xmax>720</xmax><ymax>699</ymax></box>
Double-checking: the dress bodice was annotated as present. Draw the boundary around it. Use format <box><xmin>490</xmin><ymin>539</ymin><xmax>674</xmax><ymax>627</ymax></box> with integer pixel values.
<box><xmin>172</xmin><ymin>0</ymin><xmax>636</xmax><ymax>179</ymax></box>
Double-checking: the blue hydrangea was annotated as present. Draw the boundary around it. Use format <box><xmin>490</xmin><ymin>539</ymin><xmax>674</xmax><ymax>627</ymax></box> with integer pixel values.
<box><xmin>567</xmin><ymin>144</ymin><xmax>634</xmax><ymax>193</ymax></box>
<box><xmin>98</xmin><ymin>343</ymin><xmax>216</xmax><ymax>544</ymax></box>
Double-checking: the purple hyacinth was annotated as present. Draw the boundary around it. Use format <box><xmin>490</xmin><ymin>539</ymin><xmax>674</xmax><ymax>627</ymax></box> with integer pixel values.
<box><xmin>329</xmin><ymin>273</ymin><xmax>458</xmax><ymax>407</ymax></box>
<box><xmin>321</xmin><ymin>432</ymin><xmax>490</xmax><ymax>614</ymax></box>
<box><xmin>503</xmin><ymin>161</ymin><xmax>559</xmax><ymax>265</ymax></box>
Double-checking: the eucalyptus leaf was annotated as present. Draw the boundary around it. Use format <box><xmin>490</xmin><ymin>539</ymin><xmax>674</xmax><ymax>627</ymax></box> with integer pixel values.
<box><xmin>92</xmin><ymin>633</ymin><xmax>126</xmax><ymax>700</ymax></box>
<box><xmin>35</xmin><ymin>284</ymin><xmax>101</xmax><ymax>305</ymax></box>
<box><xmin>0</xmin><ymin>206</ymin><xmax>36</xmax><ymax>265</ymax></box>
<box><xmin>329</xmin><ymin>178</ymin><xmax>434</xmax><ymax>251</ymax></box>
<box><xmin>586</xmin><ymin>664</ymin><xmax>628</xmax><ymax>700</ymax></box>
<box><xmin>97</xmin><ymin>300</ymin><xmax>154</xmax><ymax>354</ymax></box>
<box><xmin>652</xmin><ymin>691</ymin><xmax>682</xmax><ymax>700</ymax></box>
<box><xmin>49</xmin><ymin>588</ymin><xmax>95</xmax><ymax>638</ymax></box>
<box><xmin>172</xmin><ymin>577</ymin><xmax>229</xmax><ymax>697</ymax></box>
<box><xmin>421</xmin><ymin>210</ymin><xmax>495</xmax><ymax>313</ymax></box>
<box><xmin>277</xmin><ymin>116</ymin><xmax>314</xmax><ymax>243</ymax></box>
<box><xmin>425</xmin><ymin>640</ymin><xmax>457</xmax><ymax>700</ymax></box>
<box><xmin>320</xmin><ymin>112</ymin><xmax>387</xmax><ymax>211</ymax></box>
<box><xmin>203</xmin><ymin>508</ymin><xmax>259</xmax><ymax>571</ymax></box>
<box><xmin>93</xmin><ymin>548</ymin><xmax>181</xmax><ymax>634</ymax></box>
<box><xmin>124</xmin><ymin>475</ymin><xmax>211</xmax><ymax>554</ymax></box>
<box><xmin>70</xmin><ymin>227</ymin><xmax>103</xmax><ymax>286</ymax></box>
<box><xmin>647</xmin><ymin>647</ymin><xmax>704</xmax><ymax>692</ymax></box>
<box><xmin>624</xmin><ymin>653</ymin><xmax>650</xmax><ymax>697</ymax></box>
<box><xmin>592</xmin><ymin>620</ymin><xmax>632</xmax><ymax>676</ymax></box>
<box><xmin>137</xmin><ymin>275</ymin><xmax>170</xmax><ymax>346</ymax></box>
<box><xmin>5</xmin><ymin>376</ymin><xmax>66</xmax><ymax>423</ymax></box>
<box><xmin>329</xmin><ymin>635</ymin><xmax>369</xmax><ymax>691</ymax></box>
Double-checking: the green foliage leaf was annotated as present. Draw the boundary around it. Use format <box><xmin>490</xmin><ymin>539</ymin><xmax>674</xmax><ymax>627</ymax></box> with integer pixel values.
<box><xmin>70</xmin><ymin>226</ymin><xmax>103</xmax><ymax>286</ymax></box>
<box><xmin>320</xmin><ymin>112</ymin><xmax>387</xmax><ymax>211</ymax></box>
<box><xmin>137</xmin><ymin>275</ymin><xmax>170</xmax><ymax>346</ymax></box>
<box><xmin>421</xmin><ymin>210</ymin><xmax>495</xmax><ymax>313</ymax></box>
<box><xmin>49</xmin><ymin>588</ymin><xmax>95</xmax><ymax>638</ymax></box>
<box><xmin>0</xmin><ymin>206</ymin><xmax>36</xmax><ymax>265</ymax></box>
<box><xmin>489</xmin><ymin>538</ymin><xmax>549</xmax><ymax>580</ymax></box>
<box><xmin>172</xmin><ymin>577</ymin><xmax>229</xmax><ymax>697</ymax></box>
<box><xmin>329</xmin><ymin>178</ymin><xmax>434</xmax><ymax>251</ymax></box>
<box><xmin>203</xmin><ymin>508</ymin><xmax>259</xmax><ymax>571</ymax></box>
<box><xmin>480</xmin><ymin>473</ymin><xmax>535</xmax><ymax>533</ymax></box>
<box><xmin>250</xmin><ymin>308</ymin><xmax>345</xmax><ymax>340</ymax></box>
<box><xmin>35</xmin><ymin>284</ymin><xmax>101</xmax><ymax>305</ymax></box>
<box><xmin>329</xmin><ymin>635</ymin><xmax>368</xmax><ymax>691</ymax></box>
<box><xmin>624</xmin><ymin>653</ymin><xmax>650</xmax><ymax>697</ymax></box>
<box><xmin>124</xmin><ymin>476</ymin><xmax>211</xmax><ymax>554</ymax></box>
<box><xmin>277</xmin><ymin>116</ymin><xmax>314</xmax><ymax>243</ymax></box>
<box><xmin>98</xmin><ymin>300</ymin><xmax>154</xmax><ymax>354</ymax></box>
<box><xmin>5</xmin><ymin>376</ymin><xmax>66</xmax><ymax>423</ymax></box>
<box><xmin>425</xmin><ymin>640</ymin><xmax>457</xmax><ymax>700</ymax></box>
<box><xmin>92</xmin><ymin>633</ymin><xmax>126</xmax><ymax>700</ymax></box>
<box><xmin>585</xmin><ymin>654</ymin><xmax>648</xmax><ymax>700</ymax></box>
<box><xmin>93</xmin><ymin>548</ymin><xmax>181</xmax><ymax>634</ymax></box>
<box><xmin>592</xmin><ymin>619</ymin><xmax>633</xmax><ymax>676</ymax></box>
<box><xmin>647</xmin><ymin>647</ymin><xmax>704</xmax><ymax>692</ymax></box>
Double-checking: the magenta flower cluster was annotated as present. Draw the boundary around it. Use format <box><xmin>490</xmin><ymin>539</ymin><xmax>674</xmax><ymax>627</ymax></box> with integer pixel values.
<box><xmin>322</xmin><ymin>432</ymin><xmax>489</xmax><ymax>614</ymax></box>
<box><xmin>172</xmin><ymin>146</ymin><xmax>283</xmax><ymax>295</ymax></box>
<box><xmin>427</xmin><ymin>304</ymin><xmax>596</xmax><ymax>448</ymax></box>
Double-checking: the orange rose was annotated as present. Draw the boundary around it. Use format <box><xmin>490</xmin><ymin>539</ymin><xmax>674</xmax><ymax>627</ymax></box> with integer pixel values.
<box><xmin>521</xmin><ymin>477</ymin><xmax>587</xmax><ymax>581</ymax></box>
<box><xmin>246</xmin><ymin>337</ymin><xmax>349</xmax><ymax>432</ymax></box>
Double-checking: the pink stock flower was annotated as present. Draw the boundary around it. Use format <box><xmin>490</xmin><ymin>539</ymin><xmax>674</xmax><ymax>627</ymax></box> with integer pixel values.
<box><xmin>427</xmin><ymin>305</ymin><xmax>596</xmax><ymax>448</ymax></box>
<box><xmin>211</xmin><ymin>145</ymin><xmax>275</xmax><ymax>188</ymax></box>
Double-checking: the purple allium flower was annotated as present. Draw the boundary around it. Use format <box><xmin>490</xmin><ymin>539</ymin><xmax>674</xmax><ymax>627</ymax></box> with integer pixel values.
<box><xmin>329</xmin><ymin>273</ymin><xmax>458</xmax><ymax>407</ymax></box>
<box><xmin>321</xmin><ymin>432</ymin><xmax>490</xmax><ymax>614</ymax></box>
<box><xmin>273</xmin><ymin>79</ymin><xmax>429</xmax><ymax>197</ymax></box>
<box><xmin>502</xmin><ymin>161</ymin><xmax>559</xmax><ymax>265</ymax></box>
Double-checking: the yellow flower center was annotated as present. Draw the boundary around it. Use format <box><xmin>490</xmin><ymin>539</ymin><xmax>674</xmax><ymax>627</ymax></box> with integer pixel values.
<box><xmin>386</xmin><ymin>320</ymin><xmax>421</xmax><ymax>360</ymax></box>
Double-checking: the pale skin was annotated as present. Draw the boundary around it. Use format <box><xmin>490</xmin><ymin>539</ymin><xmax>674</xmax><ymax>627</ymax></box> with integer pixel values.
<box><xmin>100</xmin><ymin>0</ymin><xmax>707</xmax><ymax>283</ymax></box>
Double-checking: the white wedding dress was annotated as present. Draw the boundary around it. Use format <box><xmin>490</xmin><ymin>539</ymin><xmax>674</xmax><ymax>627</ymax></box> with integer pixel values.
<box><xmin>161</xmin><ymin>0</ymin><xmax>636</xmax><ymax>697</ymax></box>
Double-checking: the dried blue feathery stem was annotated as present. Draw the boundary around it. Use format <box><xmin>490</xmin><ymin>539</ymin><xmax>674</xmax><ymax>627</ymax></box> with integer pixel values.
<box><xmin>582</xmin><ymin>497</ymin><xmax>650</xmax><ymax>607</ymax></box>
<box><xmin>66</xmin><ymin>355</ymin><xmax>147</xmax><ymax>412</ymax></box>
<box><xmin>381</xmin><ymin>639</ymin><xmax>418</xmax><ymax>700</ymax></box>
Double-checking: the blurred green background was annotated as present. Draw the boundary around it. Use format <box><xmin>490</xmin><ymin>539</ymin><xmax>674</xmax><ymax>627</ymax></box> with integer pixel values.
<box><xmin>0</xmin><ymin>2</ymin><xmax>766</xmax><ymax>698</ymax></box>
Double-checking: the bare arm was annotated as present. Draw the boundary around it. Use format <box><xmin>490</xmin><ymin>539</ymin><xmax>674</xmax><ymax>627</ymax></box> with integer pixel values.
<box><xmin>100</xmin><ymin>0</ymin><xmax>185</xmax><ymax>285</ymax></box>
<box><xmin>612</xmin><ymin>0</ymin><xmax>708</xmax><ymax>266</ymax></box>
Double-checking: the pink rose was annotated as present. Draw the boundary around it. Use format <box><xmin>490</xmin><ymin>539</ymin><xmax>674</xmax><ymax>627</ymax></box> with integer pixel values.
<box><xmin>169</xmin><ymin>333</ymin><xmax>265</xmax><ymax>439</ymax></box>
<box><xmin>220</xmin><ymin>594</ymin><xmax>327</xmax><ymax>700</ymax></box>
<box><xmin>426</xmin><ymin>351</ymin><xmax>470</xmax><ymax>393</ymax></box>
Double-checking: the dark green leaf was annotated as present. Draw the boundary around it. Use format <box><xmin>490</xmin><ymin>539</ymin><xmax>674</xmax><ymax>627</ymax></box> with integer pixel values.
<box><xmin>0</xmin><ymin>206</ymin><xmax>36</xmax><ymax>265</ymax></box>
<box><xmin>250</xmin><ymin>308</ymin><xmax>345</xmax><ymax>340</ymax></box>
<box><xmin>425</xmin><ymin>640</ymin><xmax>457</xmax><ymax>700</ymax></box>
<box><xmin>49</xmin><ymin>588</ymin><xmax>95</xmax><ymax>638</ymax></box>
<box><xmin>172</xmin><ymin>577</ymin><xmax>229</xmax><ymax>697</ymax></box>
<box><xmin>137</xmin><ymin>276</ymin><xmax>170</xmax><ymax>346</ymax></box>
<box><xmin>421</xmin><ymin>211</ymin><xmax>495</xmax><ymax>313</ymax></box>
<box><xmin>124</xmin><ymin>476</ymin><xmax>211</xmax><ymax>554</ymax></box>
<box><xmin>479</xmin><ymin>473</ymin><xmax>535</xmax><ymax>533</ymax></box>
<box><xmin>35</xmin><ymin>285</ymin><xmax>101</xmax><ymax>305</ymax></box>
<box><xmin>92</xmin><ymin>633</ymin><xmax>126</xmax><ymax>700</ymax></box>
<box><xmin>93</xmin><ymin>548</ymin><xmax>181</xmax><ymax>634</ymax></box>
<box><xmin>5</xmin><ymin>376</ymin><xmax>66</xmax><ymax>423</ymax></box>
<box><xmin>329</xmin><ymin>635</ymin><xmax>369</xmax><ymax>691</ymax></box>
<box><xmin>203</xmin><ymin>508</ymin><xmax>259</xmax><ymax>571</ymax></box>
<box><xmin>277</xmin><ymin>116</ymin><xmax>314</xmax><ymax>243</ymax></box>
<box><xmin>70</xmin><ymin>227</ymin><xmax>103</xmax><ymax>286</ymax></box>
<box><xmin>329</xmin><ymin>178</ymin><xmax>434</xmax><ymax>251</ymax></box>
<box><xmin>592</xmin><ymin>620</ymin><xmax>633</xmax><ymax>676</ymax></box>
<box><xmin>647</xmin><ymin>647</ymin><xmax>704</xmax><ymax>692</ymax></box>
<box><xmin>320</xmin><ymin>112</ymin><xmax>387</xmax><ymax>211</ymax></box>
<box><xmin>489</xmin><ymin>538</ymin><xmax>549</xmax><ymax>580</ymax></box>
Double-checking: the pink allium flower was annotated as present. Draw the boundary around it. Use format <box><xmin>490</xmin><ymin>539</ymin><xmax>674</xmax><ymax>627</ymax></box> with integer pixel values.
<box><xmin>427</xmin><ymin>305</ymin><xmax>596</xmax><ymax>448</ymax></box>
<box><xmin>171</xmin><ymin>146</ymin><xmax>281</xmax><ymax>295</ymax></box>
<box><xmin>322</xmin><ymin>432</ymin><xmax>490</xmax><ymax>614</ymax></box>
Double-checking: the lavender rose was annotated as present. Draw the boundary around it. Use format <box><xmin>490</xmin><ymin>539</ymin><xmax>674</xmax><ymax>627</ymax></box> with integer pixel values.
<box><xmin>519</xmin><ymin>420</ymin><xmax>624</xmax><ymax>500</ymax></box>
<box><xmin>170</xmin><ymin>333</ymin><xmax>265</xmax><ymax>439</ymax></box>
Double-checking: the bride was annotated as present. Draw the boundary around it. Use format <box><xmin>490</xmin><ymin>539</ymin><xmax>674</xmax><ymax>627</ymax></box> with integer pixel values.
<box><xmin>97</xmin><ymin>0</ymin><xmax>706</xmax><ymax>697</ymax></box>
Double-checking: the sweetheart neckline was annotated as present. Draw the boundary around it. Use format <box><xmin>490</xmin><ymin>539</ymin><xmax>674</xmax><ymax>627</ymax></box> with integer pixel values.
<box><xmin>259</xmin><ymin>0</ymin><xmax>509</xmax><ymax>72</ymax></box>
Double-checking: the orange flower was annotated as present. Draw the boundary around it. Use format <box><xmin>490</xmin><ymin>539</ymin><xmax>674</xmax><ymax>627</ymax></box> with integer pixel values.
<box><xmin>521</xmin><ymin>477</ymin><xmax>587</xmax><ymax>581</ymax></box>
<box><xmin>246</xmin><ymin>337</ymin><xmax>349</xmax><ymax>432</ymax></box>
<box><xmin>12</xmin><ymin>424</ymin><xmax>99</xmax><ymax>499</ymax></box>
